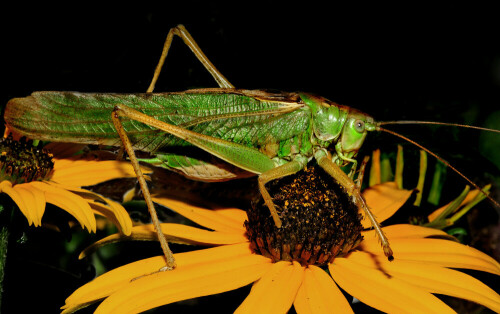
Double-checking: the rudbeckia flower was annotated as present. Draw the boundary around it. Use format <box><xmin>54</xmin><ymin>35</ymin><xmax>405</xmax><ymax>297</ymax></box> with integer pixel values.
<box><xmin>61</xmin><ymin>162</ymin><xmax>500</xmax><ymax>313</ymax></box>
<box><xmin>0</xmin><ymin>135</ymin><xmax>139</xmax><ymax>235</ymax></box>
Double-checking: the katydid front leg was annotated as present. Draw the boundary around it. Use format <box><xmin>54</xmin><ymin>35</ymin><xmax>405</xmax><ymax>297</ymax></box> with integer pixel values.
<box><xmin>315</xmin><ymin>149</ymin><xmax>394</xmax><ymax>260</ymax></box>
<box><xmin>334</xmin><ymin>142</ymin><xmax>359</xmax><ymax>178</ymax></box>
<box><xmin>355</xmin><ymin>155</ymin><xmax>370</xmax><ymax>190</ymax></box>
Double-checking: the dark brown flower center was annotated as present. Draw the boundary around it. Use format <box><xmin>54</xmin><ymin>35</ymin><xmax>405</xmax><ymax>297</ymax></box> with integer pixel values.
<box><xmin>0</xmin><ymin>135</ymin><xmax>54</xmax><ymax>184</ymax></box>
<box><xmin>245</xmin><ymin>163</ymin><xmax>363</xmax><ymax>266</ymax></box>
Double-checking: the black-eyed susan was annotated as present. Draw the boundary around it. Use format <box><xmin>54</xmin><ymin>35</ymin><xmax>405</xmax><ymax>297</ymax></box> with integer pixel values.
<box><xmin>61</xmin><ymin>162</ymin><xmax>500</xmax><ymax>313</ymax></box>
<box><xmin>0</xmin><ymin>135</ymin><xmax>140</xmax><ymax>235</ymax></box>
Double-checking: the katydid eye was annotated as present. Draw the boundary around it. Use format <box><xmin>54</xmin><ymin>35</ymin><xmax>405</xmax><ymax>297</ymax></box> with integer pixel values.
<box><xmin>354</xmin><ymin>120</ymin><xmax>365</xmax><ymax>133</ymax></box>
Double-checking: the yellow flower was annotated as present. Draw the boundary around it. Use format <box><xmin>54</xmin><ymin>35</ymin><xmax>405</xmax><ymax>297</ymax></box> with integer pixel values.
<box><xmin>0</xmin><ymin>136</ymin><xmax>138</xmax><ymax>235</ymax></box>
<box><xmin>61</xmin><ymin>172</ymin><xmax>500</xmax><ymax>313</ymax></box>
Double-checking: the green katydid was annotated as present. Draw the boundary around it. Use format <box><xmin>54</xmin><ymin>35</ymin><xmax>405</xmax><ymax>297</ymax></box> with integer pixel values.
<box><xmin>4</xmin><ymin>25</ymin><xmax>499</xmax><ymax>270</ymax></box>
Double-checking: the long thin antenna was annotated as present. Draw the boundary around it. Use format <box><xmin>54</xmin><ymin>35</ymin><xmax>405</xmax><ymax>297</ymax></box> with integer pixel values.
<box><xmin>377</xmin><ymin>126</ymin><xmax>500</xmax><ymax>208</ymax></box>
<box><xmin>378</xmin><ymin>120</ymin><xmax>500</xmax><ymax>133</ymax></box>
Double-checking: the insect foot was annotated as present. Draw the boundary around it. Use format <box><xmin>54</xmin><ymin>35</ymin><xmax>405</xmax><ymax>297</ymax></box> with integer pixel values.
<box><xmin>351</xmin><ymin>189</ymin><xmax>394</xmax><ymax>261</ymax></box>
<box><xmin>246</xmin><ymin>164</ymin><xmax>364</xmax><ymax>266</ymax></box>
<box><xmin>159</xmin><ymin>265</ymin><xmax>176</xmax><ymax>272</ymax></box>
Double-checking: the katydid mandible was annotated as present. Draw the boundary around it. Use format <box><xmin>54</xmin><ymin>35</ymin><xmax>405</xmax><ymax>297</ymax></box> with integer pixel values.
<box><xmin>4</xmin><ymin>25</ymin><xmax>499</xmax><ymax>270</ymax></box>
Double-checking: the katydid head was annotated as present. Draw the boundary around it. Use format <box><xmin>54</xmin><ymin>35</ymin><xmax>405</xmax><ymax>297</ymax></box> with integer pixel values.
<box><xmin>300</xmin><ymin>92</ymin><xmax>376</xmax><ymax>165</ymax></box>
<box><xmin>338</xmin><ymin>109</ymin><xmax>377</xmax><ymax>160</ymax></box>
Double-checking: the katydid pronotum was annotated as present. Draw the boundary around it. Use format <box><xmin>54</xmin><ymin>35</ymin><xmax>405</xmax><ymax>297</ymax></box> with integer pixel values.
<box><xmin>5</xmin><ymin>25</ymin><xmax>499</xmax><ymax>270</ymax></box>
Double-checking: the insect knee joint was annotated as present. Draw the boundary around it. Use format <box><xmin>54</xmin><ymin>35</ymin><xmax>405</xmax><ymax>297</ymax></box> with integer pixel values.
<box><xmin>112</xmin><ymin>104</ymin><xmax>128</xmax><ymax>118</ymax></box>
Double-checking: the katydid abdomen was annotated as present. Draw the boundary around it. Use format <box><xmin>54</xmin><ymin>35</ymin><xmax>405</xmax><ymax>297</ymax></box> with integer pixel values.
<box><xmin>5</xmin><ymin>88</ymin><xmax>316</xmax><ymax>181</ymax></box>
<box><xmin>5</xmin><ymin>89</ymin><xmax>307</xmax><ymax>150</ymax></box>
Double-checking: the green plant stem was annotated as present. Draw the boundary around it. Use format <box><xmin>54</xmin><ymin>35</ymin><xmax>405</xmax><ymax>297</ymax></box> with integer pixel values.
<box><xmin>414</xmin><ymin>150</ymin><xmax>427</xmax><ymax>206</ymax></box>
<box><xmin>424</xmin><ymin>186</ymin><xmax>470</xmax><ymax>229</ymax></box>
<box><xmin>0</xmin><ymin>204</ymin><xmax>8</xmax><ymax>310</ymax></box>
<box><xmin>427</xmin><ymin>161</ymin><xmax>447</xmax><ymax>205</ymax></box>
<box><xmin>395</xmin><ymin>145</ymin><xmax>404</xmax><ymax>189</ymax></box>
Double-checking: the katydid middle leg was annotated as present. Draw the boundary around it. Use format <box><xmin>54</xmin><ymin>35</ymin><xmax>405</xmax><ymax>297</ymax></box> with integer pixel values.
<box><xmin>257</xmin><ymin>157</ymin><xmax>308</xmax><ymax>227</ymax></box>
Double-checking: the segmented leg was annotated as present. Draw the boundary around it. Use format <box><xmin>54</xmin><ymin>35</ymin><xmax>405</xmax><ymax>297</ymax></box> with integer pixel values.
<box><xmin>355</xmin><ymin>155</ymin><xmax>370</xmax><ymax>189</ymax></box>
<box><xmin>111</xmin><ymin>102</ymin><xmax>316</xmax><ymax>234</ymax></box>
<box><xmin>148</xmin><ymin>24</ymin><xmax>234</xmax><ymax>92</ymax></box>
<box><xmin>257</xmin><ymin>158</ymin><xmax>307</xmax><ymax>228</ymax></box>
<box><xmin>120</xmin><ymin>24</ymin><xmax>236</xmax><ymax>269</ymax></box>
<box><xmin>112</xmin><ymin>107</ymin><xmax>176</xmax><ymax>270</ymax></box>
<box><xmin>315</xmin><ymin>150</ymin><xmax>393</xmax><ymax>260</ymax></box>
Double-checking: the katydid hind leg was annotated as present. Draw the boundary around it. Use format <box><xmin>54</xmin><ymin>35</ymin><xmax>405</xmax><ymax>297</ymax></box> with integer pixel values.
<box><xmin>112</xmin><ymin>104</ymin><xmax>276</xmax><ymax>174</ymax></box>
<box><xmin>148</xmin><ymin>24</ymin><xmax>234</xmax><ymax>92</ymax></box>
<box><xmin>111</xmin><ymin>107</ymin><xmax>177</xmax><ymax>270</ymax></box>
<box><xmin>315</xmin><ymin>151</ymin><xmax>394</xmax><ymax>260</ymax></box>
<box><xmin>112</xmin><ymin>103</ymin><xmax>308</xmax><ymax>230</ymax></box>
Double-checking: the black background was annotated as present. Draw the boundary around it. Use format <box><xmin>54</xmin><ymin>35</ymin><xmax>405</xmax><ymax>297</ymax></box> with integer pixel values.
<box><xmin>1</xmin><ymin>2</ymin><xmax>499</xmax><ymax>313</ymax></box>
<box><xmin>3</xmin><ymin>3</ymin><xmax>500</xmax><ymax>121</ymax></box>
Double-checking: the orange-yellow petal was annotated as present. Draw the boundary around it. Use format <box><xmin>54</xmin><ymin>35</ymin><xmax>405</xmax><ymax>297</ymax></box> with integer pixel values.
<box><xmin>209</xmin><ymin>207</ymin><xmax>248</xmax><ymax>226</ymax></box>
<box><xmin>29</xmin><ymin>181</ymin><xmax>96</xmax><ymax>232</ymax></box>
<box><xmin>329</xmin><ymin>257</ymin><xmax>455</xmax><ymax>313</ymax></box>
<box><xmin>50</xmin><ymin>183</ymin><xmax>132</xmax><ymax>235</ymax></box>
<box><xmin>294</xmin><ymin>265</ymin><xmax>353</xmax><ymax>314</ymax></box>
<box><xmin>79</xmin><ymin>223</ymin><xmax>248</xmax><ymax>259</ymax></box>
<box><xmin>359</xmin><ymin>237</ymin><xmax>500</xmax><ymax>275</ymax></box>
<box><xmin>87</xmin><ymin>200</ymin><xmax>132</xmax><ymax>236</ymax></box>
<box><xmin>152</xmin><ymin>197</ymin><xmax>246</xmax><ymax>233</ymax></box>
<box><xmin>62</xmin><ymin>243</ymin><xmax>267</xmax><ymax>314</ymax></box>
<box><xmin>96</xmin><ymin>253</ymin><xmax>270</xmax><ymax>314</ymax></box>
<box><xmin>347</xmin><ymin>251</ymin><xmax>500</xmax><ymax>313</ymax></box>
<box><xmin>51</xmin><ymin>159</ymin><xmax>145</xmax><ymax>187</ymax></box>
<box><xmin>11</xmin><ymin>185</ymin><xmax>37</xmax><ymax>225</ymax></box>
<box><xmin>362</xmin><ymin>224</ymin><xmax>452</xmax><ymax>241</ymax></box>
<box><xmin>361</xmin><ymin>182</ymin><xmax>413</xmax><ymax>228</ymax></box>
<box><xmin>1</xmin><ymin>181</ymin><xmax>31</xmax><ymax>224</ymax></box>
<box><xmin>235</xmin><ymin>261</ymin><xmax>304</xmax><ymax>314</ymax></box>
<box><xmin>14</xmin><ymin>183</ymin><xmax>46</xmax><ymax>226</ymax></box>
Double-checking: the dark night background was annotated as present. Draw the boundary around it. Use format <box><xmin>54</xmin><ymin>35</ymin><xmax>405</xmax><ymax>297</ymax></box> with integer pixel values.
<box><xmin>1</xmin><ymin>2</ymin><xmax>499</xmax><ymax>313</ymax></box>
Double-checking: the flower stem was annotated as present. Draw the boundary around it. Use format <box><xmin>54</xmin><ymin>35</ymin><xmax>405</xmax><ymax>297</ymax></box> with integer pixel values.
<box><xmin>0</xmin><ymin>203</ymin><xmax>8</xmax><ymax>310</ymax></box>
